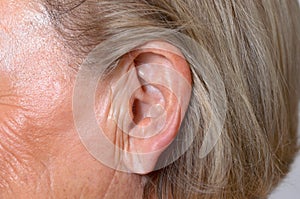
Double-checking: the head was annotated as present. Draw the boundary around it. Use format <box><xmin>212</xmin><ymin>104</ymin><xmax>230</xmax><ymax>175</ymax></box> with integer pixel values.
<box><xmin>0</xmin><ymin>0</ymin><xmax>299</xmax><ymax>198</ymax></box>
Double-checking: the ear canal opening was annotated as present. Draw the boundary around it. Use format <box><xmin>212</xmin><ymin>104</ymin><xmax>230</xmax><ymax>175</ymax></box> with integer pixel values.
<box><xmin>132</xmin><ymin>99</ymin><xmax>151</xmax><ymax>126</ymax></box>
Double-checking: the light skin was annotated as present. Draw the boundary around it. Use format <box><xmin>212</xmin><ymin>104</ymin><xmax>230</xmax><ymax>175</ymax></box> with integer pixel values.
<box><xmin>0</xmin><ymin>0</ymin><xmax>191</xmax><ymax>198</ymax></box>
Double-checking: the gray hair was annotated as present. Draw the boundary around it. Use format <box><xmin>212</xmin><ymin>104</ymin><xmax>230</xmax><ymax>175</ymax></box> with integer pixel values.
<box><xmin>44</xmin><ymin>0</ymin><xmax>300</xmax><ymax>198</ymax></box>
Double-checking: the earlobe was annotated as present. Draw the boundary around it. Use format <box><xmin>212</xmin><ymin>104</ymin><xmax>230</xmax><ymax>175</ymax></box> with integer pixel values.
<box><xmin>108</xmin><ymin>41</ymin><xmax>192</xmax><ymax>173</ymax></box>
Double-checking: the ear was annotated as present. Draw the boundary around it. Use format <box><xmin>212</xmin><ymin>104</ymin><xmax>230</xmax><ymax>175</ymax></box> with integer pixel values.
<box><xmin>107</xmin><ymin>41</ymin><xmax>192</xmax><ymax>174</ymax></box>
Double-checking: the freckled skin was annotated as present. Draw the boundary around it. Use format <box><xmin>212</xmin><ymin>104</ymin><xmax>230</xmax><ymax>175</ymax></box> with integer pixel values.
<box><xmin>0</xmin><ymin>1</ymin><xmax>143</xmax><ymax>198</ymax></box>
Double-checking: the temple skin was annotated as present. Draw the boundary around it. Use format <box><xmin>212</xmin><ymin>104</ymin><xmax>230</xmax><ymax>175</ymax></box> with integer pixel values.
<box><xmin>0</xmin><ymin>1</ymin><xmax>144</xmax><ymax>198</ymax></box>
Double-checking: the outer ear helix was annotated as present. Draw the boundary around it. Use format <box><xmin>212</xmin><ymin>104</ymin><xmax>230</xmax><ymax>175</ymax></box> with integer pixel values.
<box><xmin>73</xmin><ymin>27</ymin><xmax>227</xmax><ymax>174</ymax></box>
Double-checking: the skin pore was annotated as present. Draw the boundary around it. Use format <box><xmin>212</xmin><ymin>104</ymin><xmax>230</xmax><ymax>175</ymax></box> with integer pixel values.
<box><xmin>0</xmin><ymin>0</ymin><xmax>145</xmax><ymax>198</ymax></box>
